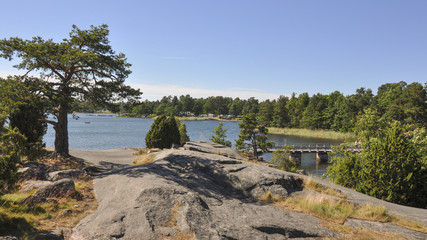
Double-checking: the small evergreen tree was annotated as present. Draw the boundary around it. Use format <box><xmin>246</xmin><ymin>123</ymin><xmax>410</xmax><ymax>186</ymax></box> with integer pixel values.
<box><xmin>210</xmin><ymin>122</ymin><xmax>231</xmax><ymax>147</ymax></box>
<box><xmin>145</xmin><ymin>115</ymin><xmax>168</xmax><ymax>148</ymax></box>
<box><xmin>178</xmin><ymin>121</ymin><xmax>190</xmax><ymax>145</ymax></box>
<box><xmin>166</xmin><ymin>115</ymin><xmax>181</xmax><ymax>147</ymax></box>
<box><xmin>235</xmin><ymin>113</ymin><xmax>270</xmax><ymax>159</ymax></box>
<box><xmin>145</xmin><ymin>115</ymin><xmax>181</xmax><ymax>149</ymax></box>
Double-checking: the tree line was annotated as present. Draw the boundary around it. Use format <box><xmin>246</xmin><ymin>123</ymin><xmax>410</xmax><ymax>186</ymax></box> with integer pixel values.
<box><xmin>86</xmin><ymin>81</ymin><xmax>426</xmax><ymax>132</ymax></box>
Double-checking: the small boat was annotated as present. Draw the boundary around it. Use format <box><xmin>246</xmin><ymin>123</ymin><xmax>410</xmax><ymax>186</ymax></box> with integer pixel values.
<box><xmin>85</xmin><ymin>122</ymin><xmax>91</xmax><ymax>124</ymax></box>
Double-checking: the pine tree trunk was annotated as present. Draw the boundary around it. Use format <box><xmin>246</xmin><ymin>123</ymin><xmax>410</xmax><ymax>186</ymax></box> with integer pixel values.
<box><xmin>252</xmin><ymin>133</ymin><xmax>258</xmax><ymax>159</ymax></box>
<box><xmin>53</xmin><ymin>104</ymin><xmax>69</xmax><ymax>157</ymax></box>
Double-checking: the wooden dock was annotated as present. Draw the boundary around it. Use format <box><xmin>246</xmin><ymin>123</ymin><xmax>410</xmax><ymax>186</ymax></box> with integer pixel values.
<box><xmin>269</xmin><ymin>143</ymin><xmax>337</xmax><ymax>153</ymax></box>
<box><xmin>268</xmin><ymin>143</ymin><xmax>361</xmax><ymax>163</ymax></box>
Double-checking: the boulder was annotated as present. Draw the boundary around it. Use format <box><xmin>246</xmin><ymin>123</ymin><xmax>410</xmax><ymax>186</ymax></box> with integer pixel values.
<box><xmin>21</xmin><ymin>180</ymin><xmax>52</xmax><ymax>193</ymax></box>
<box><xmin>23</xmin><ymin>179</ymin><xmax>82</xmax><ymax>205</ymax></box>
<box><xmin>183</xmin><ymin>141</ymin><xmax>244</xmax><ymax>160</ymax></box>
<box><xmin>47</xmin><ymin>169</ymin><xmax>85</xmax><ymax>181</ymax></box>
<box><xmin>19</xmin><ymin>162</ymin><xmax>51</xmax><ymax>181</ymax></box>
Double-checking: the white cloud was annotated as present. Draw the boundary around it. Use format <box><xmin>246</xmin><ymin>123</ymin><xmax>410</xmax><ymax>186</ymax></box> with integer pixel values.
<box><xmin>0</xmin><ymin>70</ymin><xmax>24</xmax><ymax>78</ymax></box>
<box><xmin>130</xmin><ymin>83</ymin><xmax>284</xmax><ymax>101</ymax></box>
<box><xmin>0</xmin><ymin>70</ymin><xmax>283</xmax><ymax>101</ymax></box>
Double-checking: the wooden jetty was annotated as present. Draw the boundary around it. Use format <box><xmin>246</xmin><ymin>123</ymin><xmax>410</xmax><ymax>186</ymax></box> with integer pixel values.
<box><xmin>269</xmin><ymin>143</ymin><xmax>361</xmax><ymax>163</ymax></box>
<box><xmin>269</xmin><ymin>143</ymin><xmax>337</xmax><ymax>163</ymax></box>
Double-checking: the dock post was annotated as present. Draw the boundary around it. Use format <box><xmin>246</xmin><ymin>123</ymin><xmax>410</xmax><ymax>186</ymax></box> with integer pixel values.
<box><xmin>316</xmin><ymin>152</ymin><xmax>328</xmax><ymax>163</ymax></box>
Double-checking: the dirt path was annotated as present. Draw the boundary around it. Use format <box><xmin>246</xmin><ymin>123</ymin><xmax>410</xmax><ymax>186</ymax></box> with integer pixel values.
<box><xmin>70</xmin><ymin>148</ymin><xmax>139</xmax><ymax>167</ymax></box>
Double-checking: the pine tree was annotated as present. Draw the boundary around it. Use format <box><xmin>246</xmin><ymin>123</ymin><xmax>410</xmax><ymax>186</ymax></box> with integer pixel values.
<box><xmin>235</xmin><ymin>113</ymin><xmax>270</xmax><ymax>159</ymax></box>
<box><xmin>210</xmin><ymin>122</ymin><xmax>231</xmax><ymax>147</ymax></box>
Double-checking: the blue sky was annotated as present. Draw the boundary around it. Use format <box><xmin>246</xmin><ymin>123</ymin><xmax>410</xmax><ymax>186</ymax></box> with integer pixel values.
<box><xmin>1</xmin><ymin>0</ymin><xmax>426</xmax><ymax>100</ymax></box>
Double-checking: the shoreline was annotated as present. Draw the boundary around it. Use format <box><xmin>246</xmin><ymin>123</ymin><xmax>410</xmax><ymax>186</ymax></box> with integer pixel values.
<box><xmin>268</xmin><ymin>127</ymin><xmax>355</xmax><ymax>140</ymax></box>
<box><xmin>73</xmin><ymin>112</ymin><xmax>354</xmax><ymax>140</ymax></box>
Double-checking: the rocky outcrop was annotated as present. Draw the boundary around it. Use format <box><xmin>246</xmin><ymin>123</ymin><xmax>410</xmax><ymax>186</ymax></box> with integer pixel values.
<box><xmin>70</xmin><ymin>143</ymin><xmax>427</xmax><ymax>240</ymax></box>
<box><xmin>23</xmin><ymin>179</ymin><xmax>82</xmax><ymax>205</ymax></box>
<box><xmin>71</xmin><ymin>148</ymin><xmax>338</xmax><ymax>239</ymax></box>
<box><xmin>183</xmin><ymin>141</ymin><xmax>244</xmax><ymax>160</ymax></box>
<box><xmin>47</xmin><ymin>169</ymin><xmax>85</xmax><ymax>181</ymax></box>
<box><xmin>19</xmin><ymin>162</ymin><xmax>52</xmax><ymax>181</ymax></box>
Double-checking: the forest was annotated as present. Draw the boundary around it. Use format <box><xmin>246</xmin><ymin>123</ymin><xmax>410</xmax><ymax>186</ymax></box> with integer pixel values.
<box><xmin>76</xmin><ymin>81</ymin><xmax>427</xmax><ymax>132</ymax></box>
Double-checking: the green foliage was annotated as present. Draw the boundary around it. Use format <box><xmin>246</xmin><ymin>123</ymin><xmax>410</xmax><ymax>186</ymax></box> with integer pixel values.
<box><xmin>325</xmin><ymin>143</ymin><xmax>363</xmax><ymax>189</ymax></box>
<box><xmin>116</xmin><ymin>81</ymin><xmax>425</xmax><ymax>136</ymax></box>
<box><xmin>375</xmin><ymin>81</ymin><xmax>427</xmax><ymax>126</ymax></box>
<box><xmin>258</xmin><ymin>99</ymin><xmax>275</xmax><ymax>126</ymax></box>
<box><xmin>272</xmin><ymin>96</ymin><xmax>288</xmax><ymax>127</ymax></box>
<box><xmin>0</xmin><ymin>24</ymin><xmax>141</xmax><ymax>156</ymax></box>
<box><xmin>177</xmin><ymin>120</ymin><xmax>190</xmax><ymax>145</ymax></box>
<box><xmin>326</xmin><ymin>122</ymin><xmax>427</xmax><ymax>208</ymax></box>
<box><xmin>235</xmin><ymin>113</ymin><xmax>270</xmax><ymax>159</ymax></box>
<box><xmin>210</xmin><ymin>122</ymin><xmax>231</xmax><ymax>147</ymax></box>
<box><xmin>358</xmin><ymin>122</ymin><xmax>426</xmax><ymax>207</ymax></box>
<box><xmin>0</xmin><ymin>116</ymin><xmax>26</xmax><ymax>196</ymax></box>
<box><xmin>410</xmin><ymin>127</ymin><xmax>427</xmax><ymax>166</ymax></box>
<box><xmin>354</xmin><ymin>108</ymin><xmax>388</xmax><ymax>142</ymax></box>
<box><xmin>301</xmin><ymin>93</ymin><xmax>329</xmax><ymax>129</ymax></box>
<box><xmin>0</xmin><ymin>77</ymin><xmax>46</xmax><ymax>160</ymax></box>
<box><xmin>145</xmin><ymin>115</ymin><xmax>182</xmax><ymax>149</ymax></box>
<box><xmin>271</xmin><ymin>145</ymin><xmax>300</xmax><ymax>172</ymax></box>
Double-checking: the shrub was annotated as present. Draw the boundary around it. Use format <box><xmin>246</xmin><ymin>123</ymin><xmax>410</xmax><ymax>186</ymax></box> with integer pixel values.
<box><xmin>326</xmin><ymin>122</ymin><xmax>427</xmax><ymax>208</ymax></box>
<box><xmin>270</xmin><ymin>145</ymin><xmax>300</xmax><ymax>172</ymax></box>
<box><xmin>145</xmin><ymin>115</ymin><xmax>181</xmax><ymax>149</ymax></box>
<box><xmin>0</xmin><ymin>116</ymin><xmax>26</xmax><ymax>196</ymax></box>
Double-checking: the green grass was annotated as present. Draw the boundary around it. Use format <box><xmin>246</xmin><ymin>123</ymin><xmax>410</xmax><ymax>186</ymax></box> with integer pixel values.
<box><xmin>268</xmin><ymin>127</ymin><xmax>355</xmax><ymax>140</ymax></box>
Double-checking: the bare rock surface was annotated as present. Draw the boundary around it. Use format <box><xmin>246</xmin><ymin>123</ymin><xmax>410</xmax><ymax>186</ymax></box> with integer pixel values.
<box><xmin>70</xmin><ymin>142</ymin><xmax>427</xmax><ymax>240</ymax></box>
<box><xmin>183</xmin><ymin>141</ymin><xmax>244</xmax><ymax>160</ymax></box>
<box><xmin>21</xmin><ymin>180</ymin><xmax>52</xmax><ymax>193</ymax></box>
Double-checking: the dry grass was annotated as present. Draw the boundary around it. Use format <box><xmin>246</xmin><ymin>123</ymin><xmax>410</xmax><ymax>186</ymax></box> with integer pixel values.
<box><xmin>352</xmin><ymin>204</ymin><xmax>390</xmax><ymax>222</ymax></box>
<box><xmin>279</xmin><ymin>193</ymin><xmax>354</xmax><ymax>223</ymax></box>
<box><xmin>390</xmin><ymin>215</ymin><xmax>427</xmax><ymax>234</ymax></box>
<box><xmin>321</xmin><ymin>222</ymin><xmax>409</xmax><ymax>240</ymax></box>
<box><xmin>38</xmin><ymin>149</ymin><xmax>87</xmax><ymax>170</ymax></box>
<box><xmin>133</xmin><ymin>153</ymin><xmax>155</xmax><ymax>165</ymax></box>
<box><xmin>162</xmin><ymin>232</ymin><xmax>196</xmax><ymax>240</ymax></box>
<box><xmin>258</xmin><ymin>191</ymin><xmax>284</xmax><ymax>203</ymax></box>
<box><xmin>258</xmin><ymin>191</ymin><xmax>427</xmax><ymax>234</ymax></box>
<box><xmin>303</xmin><ymin>177</ymin><xmax>346</xmax><ymax>199</ymax></box>
<box><xmin>133</xmin><ymin>148</ymin><xmax>158</xmax><ymax>165</ymax></box>
<box><xmin>133</xmin><ymin>148</ymin><xmax>156</xmax><ymax>165</ymax></box>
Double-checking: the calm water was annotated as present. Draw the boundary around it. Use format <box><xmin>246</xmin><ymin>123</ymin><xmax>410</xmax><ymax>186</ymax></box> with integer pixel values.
<box><xmin>43</xmin><ymin>114</ymin><xmax>343</xmax><ymax>176</ymax></box>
